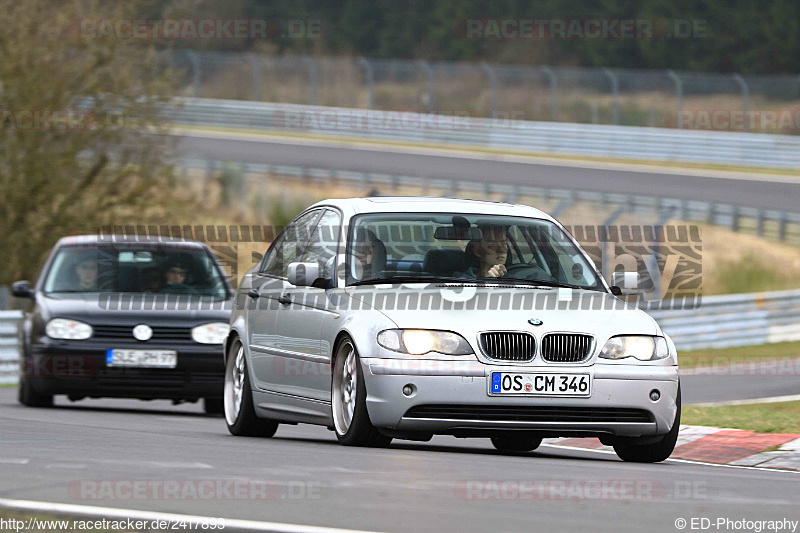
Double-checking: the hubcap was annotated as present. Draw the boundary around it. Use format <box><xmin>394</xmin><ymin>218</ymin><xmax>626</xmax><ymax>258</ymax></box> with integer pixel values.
<box><xmin>332</xmin><ymin>341</ymin><xmax>357</xmax><ymax>435</ymax></box>
<box><xmin>224</xmin><ymin>345</ymin><xmax>245</xmax><ymax>425</ymax></box>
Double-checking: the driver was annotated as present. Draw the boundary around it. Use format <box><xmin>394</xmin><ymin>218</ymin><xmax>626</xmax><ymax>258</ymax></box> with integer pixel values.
<box><xmin>462</xmin><ymin>225</ymin><xmax>508</xmax><ymax>279</ymax></box>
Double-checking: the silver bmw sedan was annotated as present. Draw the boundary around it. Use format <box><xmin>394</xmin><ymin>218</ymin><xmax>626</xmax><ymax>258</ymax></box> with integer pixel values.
<box><xmin>224</xmin><ymin>197</ymin><xmax>680</xmax><ymax>463</ymax></box>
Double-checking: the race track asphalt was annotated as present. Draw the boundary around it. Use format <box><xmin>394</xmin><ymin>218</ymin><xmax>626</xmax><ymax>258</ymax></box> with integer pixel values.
<box><xmin>1</xmin><ymin>389</ymin><xmax>798</xmax><ymax>533</ymax></box>
<box><xmin>177</xmin><ymin>134</ymin><xmax>800</xmax><ymax>212</ymax></box>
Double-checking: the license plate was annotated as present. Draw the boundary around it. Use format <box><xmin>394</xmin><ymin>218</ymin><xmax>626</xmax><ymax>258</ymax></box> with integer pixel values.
<box><xmin>490</xmin><ymin>372</ymin><xmax>591</xmax><ymax>397</ymax></box>
<box><xmin>106</xmin><ymin>349</ymin><xmax>177</xmax><ymax>368</ymax></box>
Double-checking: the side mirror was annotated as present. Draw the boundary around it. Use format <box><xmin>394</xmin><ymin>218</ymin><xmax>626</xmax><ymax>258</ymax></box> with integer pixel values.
<box><xmin>287</xmin><ymin>262</ymin><xmax>320</xmax><ymax>287</ymax></box>
<box><xmin>12</xmin><ymin>280</ymin><xmax>34</xmax><ymax>299</ymax></box>
<box><xmin>610</xmin><ymin>272</ymin><xmax>640</xmax><ymax>295</ymax></box>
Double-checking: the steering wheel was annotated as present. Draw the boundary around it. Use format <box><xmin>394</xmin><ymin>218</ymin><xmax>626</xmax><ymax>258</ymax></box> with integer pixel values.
<box><xmin>502</xmin><ymin>263</ymin><xmax>558</xmax><ymax>282</ymax></box>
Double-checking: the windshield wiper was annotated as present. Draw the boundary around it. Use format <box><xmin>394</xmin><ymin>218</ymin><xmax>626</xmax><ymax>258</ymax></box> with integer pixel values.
<box><xmin>490</xmin><ymin>277</ymin><xmax>590</xmax><ymax>290</ymax></box>
<box><xmin>350</xmin><ymin>275</ymin><xmax>473</xmax><ymax>286</ymax></box>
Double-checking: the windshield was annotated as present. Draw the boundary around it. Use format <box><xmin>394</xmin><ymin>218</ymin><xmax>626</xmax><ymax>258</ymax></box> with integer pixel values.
<box><xmin>43</xmin><ymin>244</ymin><xmax>230</xmax><ymax>299</ymax></box>
<box><xmin>347</xmin><ymin>213</ymin><xmax>604</xmax><ymax>291</ymax></box>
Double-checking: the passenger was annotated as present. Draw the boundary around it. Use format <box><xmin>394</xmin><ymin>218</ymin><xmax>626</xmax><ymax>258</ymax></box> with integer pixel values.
<box><xmin>161</xmin><ymin>260</ymin><xmax>197</xmax><ymax>294</ymax></box>
<box><xmin>461</xmin><ymin>225</ymin><xmax>508</xmax><ymax>279</ymax></box>
<box><xmin>73</xmin><ymin>255</ymin><xmax>98</xmax><ymax>291</ymax></box>
<box><xmin>353</xmin><ymin>229</ymin><xmax>385</xmax><ymax>280</ymax></box>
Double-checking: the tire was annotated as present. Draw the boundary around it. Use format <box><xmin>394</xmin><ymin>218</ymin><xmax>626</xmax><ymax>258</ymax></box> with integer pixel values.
<box><xmin>224</xmin><ymin>339</ymin><xmax>278</xmax><ymax>437</ymax></box>
<box><xmin>331</xmin><ymin>336</ymin><xmax>392</xmax><ymax>447</ymax></box>
<box><xmin>614</xmin><ymin>384</ymin><xmax>681</xmax><ymax>463</ymax></box>
<box><xmin>490</xmin><ymin>433</ymin><xmax>542</xmax><ymax>452</ymax></box>
<box><xmin>18</xmin><ymin>369</ymin><xmax>53</xmax><ymax>408</ymax></box>
<box><xmin>203</xmin><ymin>397</ymin><xmax>224</xmax><ymax>416</ymax></box>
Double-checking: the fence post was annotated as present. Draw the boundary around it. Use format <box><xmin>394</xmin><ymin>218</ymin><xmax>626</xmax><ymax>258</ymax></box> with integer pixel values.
<box><xmin>246</xmin><ymin>53</ymin><xmax>261</xmax><ymax>101</ymax></box>
<box><xmin>603</xmin><ymin>68</ymin><xmax>620</xmax><ymax>125</ymax></box>
<box><xmin>756</xmin><ymin>209</ymin><xmax>765</xmax><ymax>237</ymax></box>
<box><xmin>480</xmin><ymin>62</ymin><xmax>497</xmax><ymax>118</ymax></box>
<box><xmin>778</xmin><ymin>212</ymin><xmax>787</xmax><ymax>241</ymax></box>
<box><xmin>187</xmin><ymin>50</ymin><xmax>201</xmax><ymax>98</ymax></box>
<box><xmin>667</xmin><ymin>70</ymin><xmax>683</xmax><ymax>128</ymax></box>
<box><xmin>303</xmin><ymin>56</ymin><xmax>318</xmax><ymax>105</ymax></box>
<box><xmin>358</xmin><ymin>57</ymin><xmax>375</xmax><ymax>109</ymax></box>
<box><xmin>541</xmin><ymin>66</ymin><xmax>558</xmax><ymax>121</ymax></box>
<box><xmin>419</xmin><ymin>60</ymin><xmax>435</xmax><ymax>113</ymax></box>
<box><xmin>733</xmin><ymin>73</ymin><xmax>750</xmax><ymax>132</ymax></box>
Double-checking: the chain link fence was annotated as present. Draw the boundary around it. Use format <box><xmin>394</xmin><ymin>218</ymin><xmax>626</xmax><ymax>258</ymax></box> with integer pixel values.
<box><xmin>167</xmin><ymin>51</ymin><xmax>800</xmax><ymax>134</ymax></box>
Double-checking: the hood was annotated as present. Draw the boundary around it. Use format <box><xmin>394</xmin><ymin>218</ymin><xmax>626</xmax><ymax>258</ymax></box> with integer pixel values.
<box><xmin>40</xmin><ymin>293</ymin><xmax>232</xmax><ymax>326</ymax></box>
<box><xmin>343</xmin><ymin>284</ymin><xmax>658</xmax><ymax>339</ymax></box>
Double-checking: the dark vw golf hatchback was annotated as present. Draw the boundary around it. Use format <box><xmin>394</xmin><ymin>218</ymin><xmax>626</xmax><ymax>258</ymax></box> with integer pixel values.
<box><xmin>13</xmin><ymin>235</ymin><xmax>233</xmax><ymax>414</ymax></box>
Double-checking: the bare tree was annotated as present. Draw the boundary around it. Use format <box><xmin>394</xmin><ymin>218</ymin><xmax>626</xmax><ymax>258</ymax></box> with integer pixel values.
<box><xmin>0</xmin><ymin>0</ymin><xmax>179</xmax><ymax>286</ymax></box>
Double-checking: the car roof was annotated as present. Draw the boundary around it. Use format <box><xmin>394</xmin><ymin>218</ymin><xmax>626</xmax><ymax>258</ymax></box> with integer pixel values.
<box><xmin>310</xmin><ymin>197</ymin><xmax>555</xmax><ymax>221</ymax></box>
<box><xmin>56</xmin><ymin>235</ymin><xmax>209</xmax><ymax>249</ymax></box>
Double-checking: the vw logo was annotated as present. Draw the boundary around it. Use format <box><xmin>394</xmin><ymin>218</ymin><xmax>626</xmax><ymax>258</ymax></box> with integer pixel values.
<box><xmin>528</xmin><ymin>318</ymin><xmax>543</xmax><ymax>326</ymax></box>
<box><xmin>132</xmin><ymin>324</ymin><xmax>153</xmax><ymax>341</ymax></box>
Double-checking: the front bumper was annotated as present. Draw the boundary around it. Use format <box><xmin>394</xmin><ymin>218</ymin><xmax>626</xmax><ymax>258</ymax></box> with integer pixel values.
<box><xmin>362</xmin><ymin>358</ymin><xmax>679</xmax><ymax>438</ymax></box>
<box><xmin>26</xmin><ymin>339</ymin><xmax>224</xmax><ymax>400</ymax></box>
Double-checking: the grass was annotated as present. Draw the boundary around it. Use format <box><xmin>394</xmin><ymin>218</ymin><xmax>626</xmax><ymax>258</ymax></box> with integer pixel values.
<box><xmin>679</xmin><ymin>340</ymin><xmax>800</xmax><ymax>369</ymax></box>
<box><xmin>712</xmin><ymin>253</ymin><xmax>799</xmax><ymax>294</ymax></box>
<box><xmin>682</xmin><ymin>400</ymin><xmax>800</xmax><ymax>434</ymax></box>
<box><xmin>0</xmin><ymin>383</ymin><xmax>17</xmax><ymax>388</ymax></box>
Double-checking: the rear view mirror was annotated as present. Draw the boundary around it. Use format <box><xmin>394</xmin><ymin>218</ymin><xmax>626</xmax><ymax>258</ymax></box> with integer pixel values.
<box><xmin>434</xmin><ymin>226</ymin><xmax>482</xmax><ymax>240</ymax></box>
<box><xmin>287</xmin><ymin>262</ymin><xmax>321</xmax><ymax>287</ymax></box>
<box><xmin>610</xmin><ymin>272</ymin><xmax>640</xmax><ymax>295</ymax></box>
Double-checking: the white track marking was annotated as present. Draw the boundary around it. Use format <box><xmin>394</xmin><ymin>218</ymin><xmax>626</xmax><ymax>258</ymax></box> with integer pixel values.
<box><xmin>0</xmin><ymin>498</ymin><xmax>381</xmax><ymax>533</ymax></box>
<box><xmin>690</xmin><ymin>394</ymin><xmax>800</xmax><ymax>407</ymax></box>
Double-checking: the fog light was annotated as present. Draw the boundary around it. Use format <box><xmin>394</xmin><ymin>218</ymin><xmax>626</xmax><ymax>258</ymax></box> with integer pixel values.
<box><xmin>402</xmin><ymin>384</ymin><xmax>415</xmax><ymax>397</ymax></box>
<box><xmin>649</xmin><ymin>389</ymin><xmax>661</xmax><ymax>402</ymax></box>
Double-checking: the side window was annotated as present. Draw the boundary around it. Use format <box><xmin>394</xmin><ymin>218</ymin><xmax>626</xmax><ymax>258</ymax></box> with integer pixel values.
<box><xmin>260</xmin><ymin>209</ymin><xmax>322</xmax><ymax>278</ymax></box>
<box><xmin>300</xmin><ymin>209</ymin><xmax>341</xmax><ymax>279</ymax></box>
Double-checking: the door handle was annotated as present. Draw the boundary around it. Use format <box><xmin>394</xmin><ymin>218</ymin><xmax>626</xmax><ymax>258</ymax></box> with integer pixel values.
<box><xmin>247</xmin><ymin>288</ymin><xmax>260</xmax><ymax>299</ymax></box>
<box><xmin>278</xmin><ymin>294</ymin><xmax>292</xmax><ymax>305</ymax></box>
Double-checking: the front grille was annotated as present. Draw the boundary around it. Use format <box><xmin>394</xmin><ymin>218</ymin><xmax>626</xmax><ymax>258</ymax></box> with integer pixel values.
<box><xmin>404</xmin><ymin>405</ymin><xmax>653</xmax><ymax>424</ymax></box>
<box><xmin>480</xmin><ymin>332</ymin><xmax>536</xmax><ymax>361</ymax></box>
<box><xmin>92</xmin><ymin>325</ymin><xmax>192</xmax><ymax>342</ymax></box>
<box><xmin>541</xmin><ymin>334</ymin><xmax>594</xmax><ymax>363</ymax></box>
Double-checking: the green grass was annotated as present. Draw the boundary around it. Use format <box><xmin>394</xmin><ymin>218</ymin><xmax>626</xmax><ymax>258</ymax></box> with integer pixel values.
<box><xmin>0</xmin><ymin>383</ymin><xmax>17</xmax><ymax>388</ymax></box>
<box><xmin>713</xmin><ymin>253</ymin><xmax>799</xmax><ymax>294</ymax></box>
<box><xmin>678</xmin><ymin>340</ymin><xmax>800</xmax><ymax>369</ymax></box>
<box><xmin>683</xmin><ymin>400</ymin><xmax>800</xmax><ymax>434</ymax></box>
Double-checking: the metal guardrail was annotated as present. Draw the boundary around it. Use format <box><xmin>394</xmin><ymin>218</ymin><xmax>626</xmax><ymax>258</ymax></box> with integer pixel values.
<box><xmin>184</xmin><ymin>158</ymin><xmax>800</xmax><ymax>243</ymax></box>
<box><xmin>0</xmin><ymin>290</ymin><xmax>796</xmax><ymax>386</ymax></box>
<box><xmin>0</xmin><ymin>311</ymin><xmax>22</xmax><ymax>385</ymax></box>
<box><xmin>167</xmin><ymin>98</ymin><xmax>800</xmax><ymax>168</ymax></box>
<box><xmin>168</xmin><ymin>51</ymin><xmax>800</xmax><ymax>133</ymax></box>
<box><xmin>650</xmin><ymin>289</ymin><xmax>800</xmax><ymax>351</ymax></box>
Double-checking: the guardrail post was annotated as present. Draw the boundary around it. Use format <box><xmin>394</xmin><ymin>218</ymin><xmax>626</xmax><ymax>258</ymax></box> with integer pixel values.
<box><xmin>778</xmin><ymin>212</ymin><xmax>788</xmax><ymax>241</ymax></box>
<box><xmin>667</xmin><ymin>70</ymin><xmax>683</xmax><ymax>128</ymax></box>
<box><xmin>601</xmin><ymin>204</ymin><xmax>628</xmax><ymax>281</ymax></box>
<box><xmin>603</xmin><ymin>68</ymin><xmax>620</xmax><ymax>125</ymax></box>
<box><xmin>481</xmin><ymin>62</ymin><xmax>498</xmax><ymax>118</ymax></box>
<box><xmin>733</xmin><ymin>73</ymin><xmax>750</xmax><ymax>132</ymax></box>
<box><xmin>756</xmin><ymin>209</ymin><xmax>765</xmax><ymax>237</ymax></box>
<box><xmin>730</xmin><ymin>206</ymin><xmax>740</xmax><ymax>232</ymax></box>
<box><xmin>303</xmin><ymin>56</ymin><xmax>318</xmax><ymax>105</ymax></box>
<box><xmin>246</xmin><ymin>53</ymin><xmax>261</xmax><ymax>101</ymax></box>
<box><xmin>419</xmin><ymin>60</ymin><xmax>435</xmax><ymax>113</ymax></box>
<box><xmin>541</xmin><ymin>67</ymin><xmax>558</xmax><ymax>121</ymax></box>
<box><xmin>187</xmin><ymin>50</ymin><xmax>201</xmax><ymax>98</ymax></box>
<box><xmin>358</xmin><ymin>57</ymin><xmax>375</xmax><ymax>109</ymax></box>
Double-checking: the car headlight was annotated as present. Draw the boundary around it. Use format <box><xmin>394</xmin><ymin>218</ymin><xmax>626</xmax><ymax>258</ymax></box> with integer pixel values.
<box><xmin>191</xmin><ymin>322</ymin><xmax>230</xmax><ymax>344</ymax></box>
<box><xmin>45</xmin><ymin>318</ymin><xmax>93</xmax><ymax>340</ymax></box>
<box><xmin>377</xmin><ymin>329</ymin><xmax>473</xmax><ymax>355</ymax></box>
<box><xmin>598</xmin><ymin>335</ymin><xmax>669</xmax><ymax>361</ymax></box>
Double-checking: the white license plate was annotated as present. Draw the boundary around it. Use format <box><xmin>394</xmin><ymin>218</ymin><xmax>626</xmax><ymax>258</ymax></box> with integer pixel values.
<box><xmin>106</xmin><ymin>349</ymin><xmax>177</xmax><ymax>368</ymax></box>
<box><xmin>490</xmin><ymin>372</ymin><xmax>591</xmax><ymax>396</ymax></box>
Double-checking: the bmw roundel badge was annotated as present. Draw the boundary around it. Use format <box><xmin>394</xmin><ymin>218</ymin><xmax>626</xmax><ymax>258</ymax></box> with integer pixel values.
<box><xmin>528</xmin><ymin>318</ymin><xmax>543</xmax><ymax>326</ymax></box>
